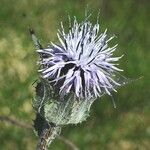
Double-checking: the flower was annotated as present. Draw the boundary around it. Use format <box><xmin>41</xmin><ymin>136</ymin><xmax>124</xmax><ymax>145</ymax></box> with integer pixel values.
<box><xmin>37</xmin><ymin>15</ymin><xmax>124</xmax><ymax>99</ymax></box>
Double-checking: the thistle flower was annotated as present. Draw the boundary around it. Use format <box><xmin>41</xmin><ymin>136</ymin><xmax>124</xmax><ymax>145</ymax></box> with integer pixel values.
<box><xmin>37</xmin><ymin>15</ymin><xmax>124</xmax><ymax>99</ymax></box>
<box><xmin>31</xmin><ymin>14</ymin><xmax>130</xmax><ymax>149</ymax></box>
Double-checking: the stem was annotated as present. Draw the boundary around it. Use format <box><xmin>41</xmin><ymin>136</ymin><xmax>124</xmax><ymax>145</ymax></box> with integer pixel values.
<box><xmin>36</xmin><ymin>128</ymin><xmax>51</xmax><ymax>150</ymax></box>
<box><xmin>36</xmin><ymin>125</ymin><xmax>61</xmax><ymax>150</ymax></box>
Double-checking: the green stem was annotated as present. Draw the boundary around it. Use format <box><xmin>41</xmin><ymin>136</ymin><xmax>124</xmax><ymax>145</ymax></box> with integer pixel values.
<box><xmin>36</xmin><ymin>125</ymin><xmax>61</xmax><ymax>150</ymax></box>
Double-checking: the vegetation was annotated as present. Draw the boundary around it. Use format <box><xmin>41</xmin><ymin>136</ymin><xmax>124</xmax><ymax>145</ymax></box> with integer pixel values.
<box><xmin>0</xmin><ymin>0</ymin><xmax>149</xmax><ymax>149</ymax></box>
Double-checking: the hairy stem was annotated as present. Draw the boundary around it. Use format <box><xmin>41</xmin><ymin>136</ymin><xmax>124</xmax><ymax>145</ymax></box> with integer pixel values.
<box><xmin>36</xmin><ymin>125</ymin><xmax>61</xmax><ymax>150</ymax></box>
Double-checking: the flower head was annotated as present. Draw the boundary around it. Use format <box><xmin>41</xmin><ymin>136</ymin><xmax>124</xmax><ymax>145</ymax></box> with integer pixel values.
<box><xmin>37</xmin><ymin>15</ymin><xmax>124</xmax><ymax>99</ymax></box>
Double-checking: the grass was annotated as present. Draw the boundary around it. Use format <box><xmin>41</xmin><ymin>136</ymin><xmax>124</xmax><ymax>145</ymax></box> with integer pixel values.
<box><xmin>0</xmin><ymin>0</ymin><xmax>149</xmax><ymax>149</ymax></box>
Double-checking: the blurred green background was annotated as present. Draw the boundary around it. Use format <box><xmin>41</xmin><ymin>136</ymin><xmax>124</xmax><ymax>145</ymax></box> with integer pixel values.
<box><xmin>0</xmin><ymin>0</ymin><xmax>149</xmax><ymax>150</ymax></box>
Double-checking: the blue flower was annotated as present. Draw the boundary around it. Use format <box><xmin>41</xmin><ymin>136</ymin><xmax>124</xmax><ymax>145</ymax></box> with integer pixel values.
<box><xmin>37</xmin><ymin>15</ymin><xmax>124</xmax><ymax>99</ymax></box>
